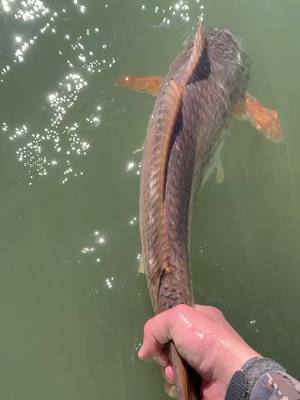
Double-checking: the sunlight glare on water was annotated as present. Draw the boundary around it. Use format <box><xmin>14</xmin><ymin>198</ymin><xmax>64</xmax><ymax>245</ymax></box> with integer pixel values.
<box><xmin>1</xmin><ymin>0</ymin><xmax>118</xmax><ymax>185</ymax></box>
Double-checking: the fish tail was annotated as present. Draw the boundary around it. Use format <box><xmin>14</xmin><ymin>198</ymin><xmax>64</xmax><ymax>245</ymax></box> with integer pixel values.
<box><xmin>168</xmin><ymin>342</ymin><xmax>201</xmax><ymax>400</ymax></box>
<box><xmin>178</xmin><ymin>20</ymin><xmax>205</xmax><ymax>87</ymax></box>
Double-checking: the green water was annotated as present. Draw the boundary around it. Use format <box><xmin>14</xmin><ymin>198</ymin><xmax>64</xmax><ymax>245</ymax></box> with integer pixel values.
<box><xmin>0</xmin><ymin>1</ymin><xmax>299</xmax><ymax>399</ymax></box>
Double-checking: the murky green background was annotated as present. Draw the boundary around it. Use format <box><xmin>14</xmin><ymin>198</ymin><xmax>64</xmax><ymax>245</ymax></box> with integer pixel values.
<box><xmin>0</xmin><ymin>0</ymin><xmax>299</xmax><ymax>399</ymax></box>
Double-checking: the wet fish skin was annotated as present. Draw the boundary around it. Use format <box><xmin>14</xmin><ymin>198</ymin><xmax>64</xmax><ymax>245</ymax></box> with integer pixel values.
<box><xmin>140</xmin><ymin>26</ymin><xmax>249</xmax><ymax>312</ymax></box>
<box><xmin>140</xmin><ymin>25</ymin><xmax>249</xmax><ymax>399</ymax></box>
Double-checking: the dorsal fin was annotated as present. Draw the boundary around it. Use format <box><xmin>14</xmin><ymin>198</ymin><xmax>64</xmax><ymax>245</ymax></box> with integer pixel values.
<box><xmin>178</xmin><ymin>20</ymin><xmax>206</xmax><ymax>87</ymax></box>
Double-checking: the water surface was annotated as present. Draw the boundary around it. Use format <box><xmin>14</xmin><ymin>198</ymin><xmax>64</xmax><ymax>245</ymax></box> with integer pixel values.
<box><xmin>0</xmin><ymin>1</ymin><xmax>299</xmax><ymax>399</ymax></box>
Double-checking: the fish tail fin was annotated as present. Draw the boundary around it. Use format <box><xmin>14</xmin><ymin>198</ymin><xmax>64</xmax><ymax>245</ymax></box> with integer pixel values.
<box><xmin>190</xmin><ymin>18</ymin><xmax>206</xmax><ymax>68</ymax></box>
<box><xmin>168</xmin><ymin>342</ymin><xmax>201</xmax><ymax>400</ymax></box>
<box><xmin>178</xmin><ymin>20</ymin><xmax>206</xmax><ymax>87</ymax></box>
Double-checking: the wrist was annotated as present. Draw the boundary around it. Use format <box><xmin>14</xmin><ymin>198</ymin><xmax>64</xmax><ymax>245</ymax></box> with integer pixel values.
<box><xmin>212</xmin><ymin>339</ymin><xmax>261</xmax><ymax>388</ymax></box>
<box><xmin>201</xmin><ymin>339</ymin><xmax>260</xmax><ymax>400</ymax></box>
<box><xmin>223</xmin><ymin>347</ymin><xmax>261</xmax><ymax>383</ymax></box>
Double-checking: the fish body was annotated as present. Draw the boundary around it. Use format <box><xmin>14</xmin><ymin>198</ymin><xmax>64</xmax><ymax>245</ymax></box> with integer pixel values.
<box><xmin>140</xmin><ymin>25</ymin><xmax>248</xmax><ymax>313</ymax></box>
<box><xmin>139</xmin><ymin>24</ymin><xmax>249</xmax><ymax>399</ymax></box>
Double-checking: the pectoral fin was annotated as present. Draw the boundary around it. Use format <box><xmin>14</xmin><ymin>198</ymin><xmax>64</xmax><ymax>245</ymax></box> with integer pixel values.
<box><xmin>233</xmin><ymin>94</ymin><xmax>284</xmax><ymax>142</ymax></box>
<box><xmin>114</xmin><ymin>75</ymin><xmax>163</xmax><ymax>96</ymax></box>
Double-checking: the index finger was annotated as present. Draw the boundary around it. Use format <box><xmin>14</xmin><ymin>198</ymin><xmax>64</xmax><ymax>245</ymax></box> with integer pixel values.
<box><xmin>138</xmin><ymin>313</ymin><xmax>171</xmax><ymax>360</ymax></box>
<box><xmin>138</xmin><ymin>305</ymin><xmax>193</xmax><ymax>360</ymax></box>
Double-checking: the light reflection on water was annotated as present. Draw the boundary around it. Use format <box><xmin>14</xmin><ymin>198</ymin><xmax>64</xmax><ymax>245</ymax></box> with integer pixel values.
<box><xmin>1</xmin><ymin>0</ymin><xmax>49</xmax><ymax>17</ymax></box>
<box><xmin>141</xmin><ymin>0</ymin><xmax>205</xmax><ymax>26</ymax></box>
<box><xmin>0</xmin><ymin>0</ymin><xmax>118</xmax><ymax>185</ymax></box>
<box><xmin>80</xmin><ymin>229</ymin><xmax>107</xmax><ymax>266</ymax></box>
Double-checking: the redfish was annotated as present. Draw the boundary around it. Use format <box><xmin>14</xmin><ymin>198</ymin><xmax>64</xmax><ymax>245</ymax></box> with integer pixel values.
<box><xmin>118</xmin><ymin>21</ymin><xmax>283</xmax><ymax>399</ymax></box>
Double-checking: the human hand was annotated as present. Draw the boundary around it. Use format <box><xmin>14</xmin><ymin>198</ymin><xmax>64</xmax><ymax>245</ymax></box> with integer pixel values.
<box><xmin>138</xmin><ymin>305</ymin><xmax>261</xmax><ymax>400</ymax></box>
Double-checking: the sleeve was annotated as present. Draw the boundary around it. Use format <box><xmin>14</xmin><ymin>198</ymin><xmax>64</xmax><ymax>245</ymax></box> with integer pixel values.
<box><xmin>225</xmin><ymin>357</ymin><xmax>300</xmax><ymax>400</ymax></box>
<box><xmin>249</xmin><ymin>370</ymin><xmax>300</xmax><ymax>400</ymax></box>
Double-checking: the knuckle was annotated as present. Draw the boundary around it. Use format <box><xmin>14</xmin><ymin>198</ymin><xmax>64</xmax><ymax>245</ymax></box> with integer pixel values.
<box><xmin>171</xmin><ymin>304</ymin><xmax>194</xmax><ymax>325</ymax></box>
<box><xmin>205</xmin><ymin>306</ymin><xmax>224</xmax><ymax>319</ymax></box>
<box><xmin>173</xmin><ymin>303</ymin><xmax>191</xmax><ymax>316</ymax></box>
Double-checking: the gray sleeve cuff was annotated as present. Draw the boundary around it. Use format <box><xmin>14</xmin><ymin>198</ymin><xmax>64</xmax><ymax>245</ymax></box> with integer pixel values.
<box><xmin>225</xmin><ymin>357</ymin><xmax>286</xmax><ymax>400</ymax></box>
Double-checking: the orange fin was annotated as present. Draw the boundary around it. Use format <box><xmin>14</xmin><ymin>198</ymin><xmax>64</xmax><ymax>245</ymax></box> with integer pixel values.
<box><xmin>234</xmin><ymin>94</ymin><xmax>284</xmax><ymax>142</ymax></box>
<box><xmin>114</xmin><ymin>75</ymin><xmax>163</xmax><ymax>96</ymax></box>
